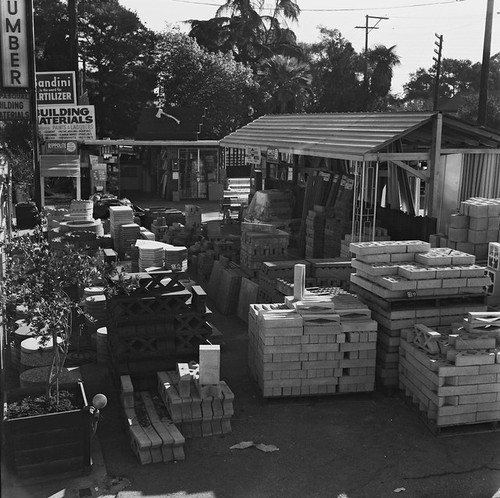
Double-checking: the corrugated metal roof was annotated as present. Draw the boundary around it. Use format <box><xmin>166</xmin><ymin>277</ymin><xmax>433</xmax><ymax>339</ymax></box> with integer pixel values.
<box><xmin>220</xmin><ymin>112</ymin><xmax>437</xmax><ymax>160</ymax></box>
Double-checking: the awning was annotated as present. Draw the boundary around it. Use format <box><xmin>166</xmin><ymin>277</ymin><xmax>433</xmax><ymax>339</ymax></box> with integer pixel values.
<box><xmin>40</xmin><ymin>155</ymin><xmax>80</xmax><ymax>177</ymax></box>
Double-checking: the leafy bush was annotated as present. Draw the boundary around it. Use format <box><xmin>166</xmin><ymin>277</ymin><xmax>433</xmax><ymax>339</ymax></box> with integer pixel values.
<box><xmin>6</xmin><ymin>390</ymin><xmax>78</xmax><ymax>419</ymax></box>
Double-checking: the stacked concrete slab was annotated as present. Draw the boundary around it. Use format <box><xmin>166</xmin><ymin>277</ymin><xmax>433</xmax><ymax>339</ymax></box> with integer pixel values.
<box><xmin>349</xmin><ymin>240</ymin><xmax>489</xmax><ymax>389</ymax></box>
<box><xmin>248</xmin><ymin>292</ymin><xmax>378</xmax><ymax>398</ymax></box>
<box><xmin>399</xmin><ymin>312</ymin><xmax>500</xmax><ymax>429</ymax></box>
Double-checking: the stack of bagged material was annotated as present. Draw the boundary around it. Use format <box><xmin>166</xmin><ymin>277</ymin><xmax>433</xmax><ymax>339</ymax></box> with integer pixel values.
<box><xmin>69</xmin><ymin>199</ymin><xmax>94</xmax><ymax>222</ymax></box>
<box><xmin>432</xmin><ymin>197</ymin><xmax>500</xmax><ymax>261</ymax></box>
<box><xmin>349</xmin><ymin>240</ymin><xmax>490</xmax><ymax>389</ymax></box>
<box><xmin>109</xmin><ymin>205</ymin><xmax>134</xmax><ymax>251</ymax></box>
<box><xmin>240</xmin><ymin>222</ymin><xmax>290</xmax><ymax>279</ymax></box>
<box><xmin>399</xmin><ymin>312</ymin><xmax>500</xmax><ymax>430</ymax></box>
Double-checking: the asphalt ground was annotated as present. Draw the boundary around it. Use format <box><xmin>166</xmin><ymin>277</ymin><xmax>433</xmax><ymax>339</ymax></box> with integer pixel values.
<box><xmin>2</xmin><ymin>195</ymin><xmax>500</xmax><ymax>498</ymax></box>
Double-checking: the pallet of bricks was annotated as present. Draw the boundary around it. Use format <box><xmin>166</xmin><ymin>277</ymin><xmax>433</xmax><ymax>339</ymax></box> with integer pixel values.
<box><xmin>340</xmin><ymin>227</ymin><xmax>390</xmax><ymax>259</ymax></box>
<box><xmin>349</xmin><ymin>240</ymin><xmax>490</xmax><ymax>389</ymax></box>
<box><xmin>248</xmin><ymin>271</ymin><xmax>378</xmax><ymax>397</ymax></box>
<box><xmin>399</xmin><ymin>312</ymin><xmax>500</xmax><ymax>433</ymax></box>
<box><xmin>432</xmin><ymin>197</ymin><xmax>500</xmax><ymax>262</ymax></box>
<box><xmin>240</xmin><ymin>222</ymin><xmax>290</xmax><ymax>279</ymax></box>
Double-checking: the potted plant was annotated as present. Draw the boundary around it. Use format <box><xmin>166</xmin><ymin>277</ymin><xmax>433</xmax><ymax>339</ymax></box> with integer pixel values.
<box><xmin>1</xmin><ymin>228</ymin><xmax>115</xmax><ymax>478</ymax></box>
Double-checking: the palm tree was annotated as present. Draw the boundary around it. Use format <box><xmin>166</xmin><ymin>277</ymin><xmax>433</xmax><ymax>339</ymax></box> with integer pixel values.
<box><xmin>368</xmin><ymin>44</ymin><xmax>401</xmax><ymax>106</ymax></box>
<box><xmin>259</xmin><ymin>54</ymin><xmax>313</xmax><ymax>113</ymax></box>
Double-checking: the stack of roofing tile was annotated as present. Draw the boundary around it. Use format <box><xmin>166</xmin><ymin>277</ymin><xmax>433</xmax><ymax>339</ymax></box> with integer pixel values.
<box><xmin>248</xmin><ymin>291</ymin><xmax>378</xmax><ymax>398</ymax></box>
<box><xmin>349</xmin><ymin>240</ymin><xmax>489</xmax><ymax>389</ymax></box>
<box><xmin>120</xmin><ymin>374</ymin><xmax>185</xmax><ymax>465</ymax></box>
<box><xmin>399</xmin><ymin>312</ymin><xmax>500</xmax><ymax>428</ymax></box>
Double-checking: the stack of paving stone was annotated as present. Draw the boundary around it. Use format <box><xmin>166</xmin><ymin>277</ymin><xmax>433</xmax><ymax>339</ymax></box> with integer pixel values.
<box><xmin>305</xmin><ymin>206</ymin><xmax>327</xmax><ymax>259</ymax></box>
<box><xmin>119</xmin><ymin>223</ymin><xmax>141</xmax><ymax>256</ymax></box>
<box><xmin>248</xmin><ymin>283</ymin><xmax>378</xmax><ymax>398</ymax></box>
<box><xmin>136</xmin><ymin>240</ymin><xmax>165</xmax><ymax>271</ymax></box>
<box><xmin>69</xmin><ymin>199</ymin><xmax>94</xmax><ymax>221</ymax></box>
<box><xmin>239</xmin><ymin>222</ymin><xmax>290</xmax><ymax>279</ymax></box>
<box><xmin>109</xmin><ymin>205</ymin><xmax>134</xmax><ymax>251</ymax></box>
<box><xmin>399</xmin><ymin>312</ymin><xmax>500</xmax><ymax>430</ymax></box>
<box><xmin>165</xmin><ymin>245</ymin><xmax>188</xmax><ymax>272</ymax></box>
<box><xmin>432</xmin><ymin>197</ymin><xmax>500</xmax><ymax>261</ymax></box>
<box><xmin>349</xmin><ymin>240</ymin><xmax>490</xmax><ymax>389</ymax></box>
<box><xmin>120</xmin><ymin>374</ymin><xmax>186</xmax><ymax>464</ymax></box>
<box><xmin>157</xmin><ymin>345</ymin><xmax>235</xmax><ymax>438</ymax></box>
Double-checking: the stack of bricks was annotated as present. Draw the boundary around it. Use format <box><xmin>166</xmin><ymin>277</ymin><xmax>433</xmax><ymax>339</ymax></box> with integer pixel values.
<box><xmin>432</xmin><ymin>197</ymin><xmax>500</xmax><ymax>261</ymax></box>
<box><xmin>349</xmin><ymin>240</ymin><xmax>489</xmax><ymax>389</ymax></box>
<box><xmin>157</xmin><ymin>345</ymin><xmax>235</xmax><ymax>438</ymax></box>
<box><xmin>239</xmin><ymin>222</ymin><xmax>290</xmax><ymax>279</ymax></box>
<box><xmin>305</xmin><ymin>206</ymin><xmax>326</xmax><ymax>259</ymax></box>
<box><xmin>247</xmin><ymin>289</ymin><xmax>378</xmax><ymax>398</ymax></box>
<box><xmin>399</xmin><ymin>312</ymin><xmax>500</xmax><ymax>429</ymax></box>
<box><xmin>120</xmin><ymin>374</ymin><xmax>186</xmax><ymax>464</ymax></box>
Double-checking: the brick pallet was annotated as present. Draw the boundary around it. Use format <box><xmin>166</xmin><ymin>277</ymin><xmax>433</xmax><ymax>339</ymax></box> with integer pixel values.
<box><xmin>349</xmin><ymin>240</ymin><xmax>489</xmax><ymax>388</ymax></box>
<box><xmin>248</xmin><ymin>292</ymin><xmax>378</xmax><ymax>397</ymax></box>
<box><xmin>120</xmin><ymin>374</ymin><xmax>186</xmax><ymax>464</ymax></box>
<box><xmin>399</xmin><ymin>313</ymin><xmax>500</xmax><ymax>432</ymax></box>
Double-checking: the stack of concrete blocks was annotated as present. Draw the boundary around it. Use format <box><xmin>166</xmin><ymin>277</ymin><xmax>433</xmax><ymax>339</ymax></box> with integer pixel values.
<box><xmin>248</xmin><ymin>264</ymin><xmax>378</xmax><ymax>397</ymax></box>
<box><xmin>307</xmin><ymin>258</ymin><xmax>355</xmax><ymax>290</ymax></box>
<box><xmin>305</xmin><ymin>206</ymin><xmax>326</xmax><ymax>259</ymax></box>
<box><xmin>240</xmin><ymin>222</ymin><xmax>290</xmax><ymax>279</ymax></box>
<box><xmin>340</xmin><ymin>228</ymin><xmax>390</xmax><ymax>258</ymax></box>
<box><xmin>151</xmin><ymin>217</ymin><xmax>169</xmax><ymax>241</ymax></box>
<box><xmin>139</xmin><ymin>226</ymin><xmax>156</xmax><ymax>241</ymax></box>
<box><xmin>485</xmin><ymin>242</ymin><xmax>500</xmax><ymax>306</ymax></box>
<box><xmin>184</xmin><ymin>204</ymin><xmax>202</xmax><ymax>231</ymax></box>
<box><xmin>399</xmin><ymin>312</ymin><xmax>500</xmax><ymax>429</ymax></box>
<box><xmin>120</xmin><ymin>374</ymin><xmax>186</xmax><ymax>464</ymax></box>
<box><xmin>157</xmin><ymin>345</ymin><xmax>235</xmax><ymax>438</ymax></box>
<box><xmin>349</xmin><ymin>240</ymin><xmax>490</xmax><ymax>389</ymax></box>
<box><xmin>433</xmin><ymin>197</ymin><xmax>500</xmax><ymax>262</ymax></box>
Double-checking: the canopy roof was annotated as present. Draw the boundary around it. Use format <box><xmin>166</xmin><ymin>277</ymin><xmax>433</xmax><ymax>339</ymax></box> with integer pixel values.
<box><xmin>220</xmin><ymin>112</ymin><xmax>500</xmax><ymax>161</ymax></box>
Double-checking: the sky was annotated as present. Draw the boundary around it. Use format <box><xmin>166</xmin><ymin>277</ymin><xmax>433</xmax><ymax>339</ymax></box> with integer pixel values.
<box><xmin>119</xmin><ymin>0</ymin><xmax>500</xmax><ymax>95</ymax></box>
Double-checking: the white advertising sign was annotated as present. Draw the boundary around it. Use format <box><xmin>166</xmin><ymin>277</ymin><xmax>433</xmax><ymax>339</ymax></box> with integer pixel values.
<box><xmin>0</xmin><ymin>0</ymin><xmax>29</xmax><ymax>88</ymax></box>
<box><xmin>245</xmin><ymin>146</ymin><xmax>261</xmax><ymax>165</ymax></box>
<box><xmin>38</xmin><ymin>105</ymin><xmax>96</xmax><ymax>141</ymax></box>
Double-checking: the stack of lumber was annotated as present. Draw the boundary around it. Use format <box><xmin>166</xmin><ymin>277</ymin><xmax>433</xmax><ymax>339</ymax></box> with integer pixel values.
<box><xmin>432</xmin><ymin>197</ymin><xmax>500</xmax><ymax>261</ymax></box>
<box><xmin>247</xmin><ymin>290</ymin><xmax>378</xmax><ymax>398</ymax></box>
<box><xmin>120</xmin><ymin>374</ymin><xmax>186</xmax><ymax>464</ymax></box>
<box><xmin>349</xmin><ymin>240</ymin><xmax>489</xmax><ymax>389</ymax></box>
<box><xmin>239</xmin><ymin>222</ymin><xmax>290</xmax><ymax>279</ymax></box>
<box><xmin>399</xmin><ymin>312</ymin><xmax>500</xmax><ymax>430</ymax></box>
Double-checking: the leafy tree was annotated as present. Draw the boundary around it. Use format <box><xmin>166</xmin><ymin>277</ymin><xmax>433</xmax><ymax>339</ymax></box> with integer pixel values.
<box><xmin>367</xmin><ymin>44</ymin><xmax>401</xmax><ymax>110</ymax></box>
<box><xmin>189</xmin><ymin>0</ymin><xmax>302</xmax><ymax>69</ymax></box>
<box><xmin>305</xmin><ymin>27</ymin><xmax>363</xmax><ymax>112</ymax></box>
<box><xmin>78</xmin><ymin>0</ymin><xmax>157</xmax><ymax>138</ymax></box>
<box><xmin>258</xmin><ymin>55</ymin><xmax>312</xmax><ymax>113</ymax></box>
<box><xmin>153</xmin><ymin>29</ymin><xmax>258</xmax><ymax>138</ymax></box>
<box><xmin>458</xmin><ymin>95</ymin><xmax>500</xmax><ymax>131</ymax></box>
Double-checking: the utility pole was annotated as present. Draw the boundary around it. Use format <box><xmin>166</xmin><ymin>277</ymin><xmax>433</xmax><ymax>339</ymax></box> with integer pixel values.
<box><xmin>356</xmin><ymin>15</ymin><xmax>389</xmax><ymax>111</ymax></box>
<box><xmin>433</xmin><ymin>33</ymin><xmax>443</xmax><ymax>111</ymax></box>
<box><xmin>478</xmin><ymin>0</ymin><xmax>494</xmax><ymax>126</ymax></box>
<box><xmin>68</xmin><ymin>0</ymin><xmax>80</xmax><ymax>100</ymax></box>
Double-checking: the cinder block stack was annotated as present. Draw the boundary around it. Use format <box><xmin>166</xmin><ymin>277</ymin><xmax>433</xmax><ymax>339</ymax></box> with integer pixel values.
<box><xmin>308</xmin><ymin>258</ymin><xmax>354</xmax><ymax>289</ymax></box>
<box><xmin>434</xmin><ymin>197</ymin><xmax>500</xmax><ymax>261</ymax></box>
<box><xmin>247</xmin><ymin>291</ymin><xmax>378</xmax><ymax>398</ymax></box>
<box><xmin>157</xmin><ymin>346</ymin><xmax>235</xmax><ymax>438</ymax></box>
<box><xmin>340</xmin><ymin>228</ymin><xmax>390</xmax><ymax>258</ymax></box>
<box><xmin>120</xmin><ymin>374</ymin><xmax>185</xmax><ymax>464</ymax></box>
<box><xmin>349</xmin><ymin>240</ymin><xmax>489</xmax><ymax>389</ymax></box>
<box><xmin>399</xmin><ymin>313</ymin><xmax>500</xmax><ymax>429</ymax></box>
<box><xmin>239</xmin><ymin>222</ymin><xmax>289</xmax><ymax>279</ymax></box>
<box><xmin>305</xmin><ymin>206</ymin><xmax>326</xmax><ymax>258</ymax></box>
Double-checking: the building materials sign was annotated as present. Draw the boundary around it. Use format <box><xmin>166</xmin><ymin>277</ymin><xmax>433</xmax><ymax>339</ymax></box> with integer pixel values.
<box><xmin>0</xmin><ymin>0</ymin><xmax>29</xmax><ymax>88</ymax></box>
<box><xmin>36</xmin><ymin>71</ymin><xmax>77</xmax><ymax>105</ymax></box>
<box><xmin>0</xmin><ymin>88</ymin><xmax>29</xmax><ymax>120</ymax></box>
<box><xmin>38</xmin><ymin>105</ymin><xmax>96</xmax><ymax>141</ymax></box>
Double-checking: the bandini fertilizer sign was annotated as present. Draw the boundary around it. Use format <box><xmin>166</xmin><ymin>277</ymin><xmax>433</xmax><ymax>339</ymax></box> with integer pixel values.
<box><xmin>37</xmin><ymin>105</ymin><xmax>96</xmax><ymax>141</ymax></box>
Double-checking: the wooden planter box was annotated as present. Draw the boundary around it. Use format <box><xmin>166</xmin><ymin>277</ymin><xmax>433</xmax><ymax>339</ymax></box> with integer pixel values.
<box><xmin>3</xmin><ymin>381</ymin><xmax>92</xmax><ymax>480</ymax></box>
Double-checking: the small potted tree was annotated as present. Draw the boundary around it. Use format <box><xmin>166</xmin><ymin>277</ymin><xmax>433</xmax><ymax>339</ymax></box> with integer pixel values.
<box><xmin>1</xmin><ymin>228</ymin><xmax>111</xmax><ymax>479</ymax></box>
